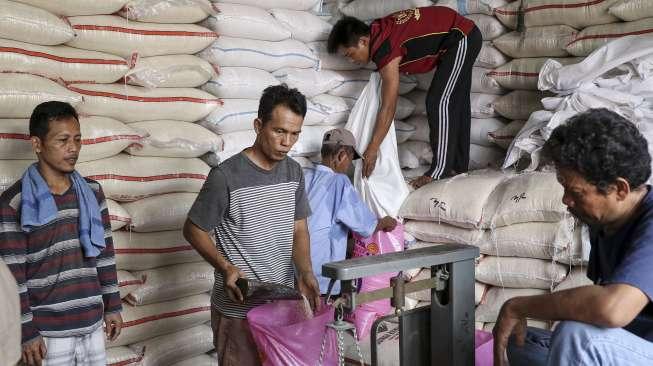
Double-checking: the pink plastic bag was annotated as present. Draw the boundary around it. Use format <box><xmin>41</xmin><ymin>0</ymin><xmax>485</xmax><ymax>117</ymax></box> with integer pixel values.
<box><xmin>475</xmin><ymin>330</ymin><xmax>494</xmax><ymax>366</ymax></box>
<box><xmin>346</xmin><ymin>224</ymin><xmax>404</xmax><ymax>340</ymax></box>
<box><xmin>247</xmin><ymin>300</ymin><xmax>338</xmax><ymax>366</ymax></box>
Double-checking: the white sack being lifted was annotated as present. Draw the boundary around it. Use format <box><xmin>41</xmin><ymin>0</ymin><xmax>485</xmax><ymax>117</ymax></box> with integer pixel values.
<box><xmin>346</xmin><ymin>73</ymin><xmax>409</xmax><ymax>218</ymax></box>
<box><xmin>0</xmin><ymin>74</ymin><xmax>82</xmax><ymax>119</ymax></box>
<box><xmin>1</xmin><ymin>0</ymin><xmax>75</xmax><ymax>45</ymax></box>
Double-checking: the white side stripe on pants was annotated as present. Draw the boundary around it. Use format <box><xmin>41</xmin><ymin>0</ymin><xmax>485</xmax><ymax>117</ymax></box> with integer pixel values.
<box><xmin>432</xmin><ymin>36</ymin><xmax>468</xmax><ymax>179</ymax></box>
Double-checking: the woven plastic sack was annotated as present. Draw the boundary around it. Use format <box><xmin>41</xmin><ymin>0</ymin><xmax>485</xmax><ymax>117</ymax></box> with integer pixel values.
<box><xmin>466</xmin><ymin>14</ymin><xmax>508</xmax><ymax>41</ymax></box>
<box><xmin>492</xmin><ymin>25</ymin><xmax>578</xmax><ymax>58</ymax></box>
<box><xmin>476</xmin><ymin>41</ymin><xmax>511</xmax><ymax>69</ymax></box>
<box><xmin>340</xmin><ymin>0</ymin><xmax>431</xmax><ymax>21</ymax></box>
<box><xmin>1</xmin><ymin>0</ymin><xmax>75</xmax><ymax>45</ymax></box>
<box><xmin>565</xmin><ymin>17</ymin><xmax>653</xmax><ymax>57</ymax></box>
<box><xmin>125</xmin><ymin>55</ymin><xmax>216</xmax><ymax>88</ymax></box>
<box><xmin>247</xmin><ymin>300</ymin><xmax>338</xmax><ymax>366</ymax></box>
<box><xmin>118</xmin><ymin>0</ymin><xmax>216</xmax><ymax>23</ymax></box>
<box><xmin>346</xmin><ymin>225</ymin><xmax>404</xmax><ymax>340</ymax></box>
<box><xmin>202</xmin><ymin>3</ymin><xmax>290</xmax><ymax>41</ymax></box>
<box><xmin>213</xmin><ymin>0</ymin><xmax>319</xmax><ymax>10</ymax></box>
<box><xmin>126</xmin><ymin>120</ymin><xmax>221</xmax><ymax>158</ymax></box>
<box><xmin>112</xmin><ymin>230</ymin><xmax>203</xmax><ymax>271</ymax></box>
<box><xmin>494</xmin><ymin>0</ymin><xmax>620</xmax><ymax>29</ymax></box>
<box><xmin>14</xmin><ymin>0</ymin><xmax>128</xmax><ymax>16</ymax></box>
<box><xmin>204</xmin><ymin>67</ymin><xmax>279</xmax><ymax>99</ymax></box>
<box><xmin>0</xmin><ymin>73</ymin><xmax>82</xmax><ymax>119</ymax></box>
<box><xmin>609</xmin><ymin>0</ymin><xmax>653</xmax><ymax>21</ymax></box>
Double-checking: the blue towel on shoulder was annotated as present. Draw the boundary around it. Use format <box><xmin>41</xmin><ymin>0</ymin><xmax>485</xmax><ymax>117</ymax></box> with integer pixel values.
<box><xmin>21</xmin><ymin>164</ymin><xmax>106</xmax><ymax>258</ymax></box>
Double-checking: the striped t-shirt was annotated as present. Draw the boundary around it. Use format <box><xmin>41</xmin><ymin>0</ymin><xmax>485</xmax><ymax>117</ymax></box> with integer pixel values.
<box><xmin>0</xmin><ymin>178</ymin><xmax>122</xmax><ymax>344</ymax></box>
<box><xmin>188</xmin><ymin>152</ymin><xmax>311</xmax><ymax>318</ymax></box>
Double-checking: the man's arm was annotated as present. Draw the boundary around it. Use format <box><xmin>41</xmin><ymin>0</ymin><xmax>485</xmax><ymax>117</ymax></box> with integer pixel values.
<box><xmin>96</xmin><ymin>188</ymin><xmax>122</xmax><ymax>312</ymax></box>
<box><xmin>292</xmin><ymin>218</ymin><xmax>320</xmax><ymax>309</ymax></box>
<box><xmin>363</xmin><ymin>56</ymin><xmax>401</xmax><ymax>178</ymax></box>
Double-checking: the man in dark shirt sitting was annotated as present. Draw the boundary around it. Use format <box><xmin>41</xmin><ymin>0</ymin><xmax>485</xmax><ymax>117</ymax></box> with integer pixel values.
<box><xmin>493</xmin><ymin>108</ymin><xmax>653</xmax><ymax>365</ymax></box>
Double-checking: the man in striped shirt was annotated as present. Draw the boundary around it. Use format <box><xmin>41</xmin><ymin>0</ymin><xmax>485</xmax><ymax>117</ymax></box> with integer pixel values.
<box><xmin>0</xmin><ymin>102</ymin><xmax>122</xmax><ymax>366</ymax></box>
<box><xmin>184</xmin><ymin>84</ymin><xmax>320</xmax><ymax>366</ymax></box>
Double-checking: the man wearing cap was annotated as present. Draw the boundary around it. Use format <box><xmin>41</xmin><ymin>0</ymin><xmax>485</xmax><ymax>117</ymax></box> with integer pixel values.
<box><xmin>303</xmin><ymin>128</ymin><xmax>397</xmax><ymax>295</ymax></box>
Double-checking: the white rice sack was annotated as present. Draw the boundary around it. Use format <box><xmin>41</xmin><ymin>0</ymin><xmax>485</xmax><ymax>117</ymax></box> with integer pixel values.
<box><xmin>483</xmin><ymin>219</ymin><xmax>573</xmax><ymax>259</ymax></box>
<box><xmin>399</xmin><ymin>75</ymin><xmax>419</xmax><ymax>95</ymax></box>
<box><xmin>0</xmin><ymin>0</ymin><xmax>74</xmax><ymax>45</ymax></box>
<box><xmin>119</xmin><ymin>0</ymin><xmax>216</xmax><ymax>23</ymax></box>
<box><xmin>170</xmin><ymin>354</ymin><xmax>216</xmax><ymax>366</ymax></box>
<box><xmin>405</xmin><ymin>115</ymin><xmax>429</xmax><ymax>143</ymax></box>
<box><xmin>125</xmin><ymin>55</ymin><xmax>216</xmax><ymax>88</ymax></box>
<box><xmin>466</xmin><ymin>14</ymin><xmax>509</xmax><ymax>41</ymax></box>
<box><xmin>489</xmin><ymin>57</ymin><xmax>582</xmax><ymax>91</ymax></box>
<box><xmin>308</xmin><ymin>94</ymin><xmax>351</xmax><ymax>125</ymax></box>
<box><xmin>475</xmin><ymin>256</ymin><xmax>568</xmax><ymax>289</ymax></box>
<box><xmin>609</xmin><ymin>0</ymin><xmax>653</xmax><ymax>21</ymax></box>
<box><xmin>415</xmin><ymin>70</ymin><xmax>435</xmax><ymax>91</ymax></box>
<box><xmin>0</xmin><ymin>39</ymin><xmax>128</xmax><ymax>84</ymax></box>
<box><xmin>493</xmin><ymin>90</ymin><xmax>547</xmax><ymax>121</ymax></box>
<box><xmin>475</xmin><ymin>287</ymin><xmax>548</xmax><ymax>322</ymax></box>
<box><xmin>199</xmin><ymin>37</ymin><xmax>318</xmax><ymax>72</ymax></box>
<box><xmin>405</xmin><ymin>90</ymin><xmax>427</xmax><ymax>115</ymax></box>
<box><xmin>273</xmin><ymin>68</ymin><xmax>343</xmax><ymax>98</ymax></box>
<box><xmin>476</xmin><ymin>41</ymin><xmax>511</xmax><ymax>69</ymax></box>
<box><xmin>492</xmin><ymin>25</ymin><xmax>578</xmax><ymax>58</ymax></box>
<box><xmin>307</xmin><ymin>41</ymin><xmax>360</xmax><ymax>71</ymax></box>
<box><xmin>130</xmin><ymin>325</ymin><xmax>214</xmax><ymax>366</ymax></box>
<box><xmin>340</xmin><ymin>0</ymin><xmax>432</xmax><ymax>21</ymax></box>
<box><xmin>117</xmin><ymin>270</ymin><xmax>142</xmax><ymax>299</ymax></box>
<box><xmin>291</xmin><ymin>125</ymin><xmax>341</xmax><ymax>157</ymax></box>
<box><xmin>216</xmin><ymin>130</ymin><xmax>256</xmax><ymax>162</ymax></box>
<box><xmin>109</xmin><ymin>294</ymin><xmax>211</xmax><ymax>347</ymax></box>
<box><xmin>469</xmin><ymin>144</ymin><xmax>505</xmax><ymax>170</ymax></box>
<box><xmin>76</xmin><ymin>154</ymin><xmax>209</xmax><ymax>202</ymax></box>
<box><xmin>395</xmin><ymin>120</ymin><xmax>417</xmax><ymax>143</ymax></box>
<box><xmin>127</xmin><ymin>262</ymin><xmax>213</xmax><ymax>305</ymax></box>
<box><xmin>472</xmin><ymin>67</ymin><xmax>506</xmax><ymax>95</ymax></box>
<box><xmin>401</xmin><ymin>141</ymin><xmax>432</xmax><ymax>165</ymax></box>
<box><xmin>436</xmin><ymin>0</ymin><xmax>508</xmax><ymax>16</ymax></box>
<box><xmin>471</xmin><ymin>118</ymin><xmax>506</xmax><ymax>147</ymax></box>
<box><xmin>271</xmin><ymin>9</ymin><xmax>332</xmax><ymax>43</ymax></box>
<box><xmin>494</xmin><ymin>0</ymin><xmax>620</xmax><ymax>29</ymax></box>
<box><xmin>203</xmin><ymin>67</ymin><xmax>278</xmax><ymax>99</ymax></box>
<box><xmin>209</xmin><ymin>0</ymin><xmax>320</xmax><ymax>11</ymax></box>
<box><xmin>69</xmin><ymin>83</ymin><xmax>221</xmax><ymax>123</ymax></box>
<box><xmin>471</xmin><ymin>93</ymin><xmax>501</xmax><ymax>119</ymax></box>
<box><xmin>0</xmin><ymin>160</ymin><xmax>32</xmax><ymax>194</ymax></box>
<box><xmin>107</xmin><ymin>199</ymin><xmax>131</xmax><ymax>231</ymax></box>
<box><xmin>126</xmin><ymin>121</ymin><xmax>221</xmax><ymax>158</ymax></box>
<box><xmin>0</xmin><ymin>119</ymin><xmax>32</xmax><ymax>160</ymax></box>
<box><xmin>0</xmin><ymin>74</ymin><xmax>82</xmax><ymax>119</ymax></box>
<box><xmin>113</xmin><ymin>230</ymin><xmax>203</xmax><ymax>271</ymax></box>
<box><xmin>201</xmin><ymin>99</ymin><xmax>258</xmax><ymax>134</ymax></box>
<box><xmin>565</xmin><ymin>18</ymin><xmax>653</xmax><ymax>57</ymax></box>
<box><xmin>553</xmin><ymin>226</ymin><xmax>585</xmax><ymax>265</ymax></box>
<box><xmin>553</xmin><ymin>267</ymin><xmax>592</xmax><ymax>292</ymax></box>
<box><xmin>106</xmin><ymin>347</ymin><xmax>143</xmax><ymax>366</ymax></box>
<box><xmin>66</xmin><ymin>16</ymin><xmax>217</xmax><ymax>58</ymax></box>
<box><xmin>483</xmin><ymin>171</ymin><xmax>567</xmax><ymax>228</ymax></box>
<box><xmin>398</xmin><ymin>145</ymin><xmax>420</xmax><ymax>169</ymax></box>
<box><xmin>399</xmin><ymin>169</ymin><xmax>508</xmax><ymax>228</ymax></box>
<box><xmin>123</xmin><ymin>192</ymin><xmax>196</xmax><ymax>232</ymax></box>
<box><xmin>13</xmin><ymin>0</ymin><xmax>128</xmax><ymax>16</ymax></box>
<box><xmin>327</xmin><ymin>70</ymin><xmax>372</xmax><ymax>97</ymax></box>
<box><xmin>404</xmin><ymin>220</ymin><xmax>484</xmax><ymax>246</ymax></box>
<box><xmin>487</xmin><ymin>120</ymin><xmax>526</xmax><ymax>149</ymax></box>
<box><xmin>395</xmin><ymin>97</ymin><xmax>416</xmax><ymax>120</ymax></box>
<box><xmin>202</xmin><ymin>3</ymin><xmax>290</xmax><ymax>41</ymax></box>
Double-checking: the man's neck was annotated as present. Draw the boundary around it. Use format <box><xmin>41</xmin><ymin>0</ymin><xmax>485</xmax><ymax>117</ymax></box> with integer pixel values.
<box><xmin>244</xmin><ymin>146</ymin><xmax>278</xmax><ymax>171</ymax></box>
<box><xmin>604</xmin><ymin>187</ymin><xmax>648</xmax><ymax>235</ymax></box>
<box><xmin>37</xmin><ymin>162</ymin><xmax>71</xmax><ymax>195</ymax></box>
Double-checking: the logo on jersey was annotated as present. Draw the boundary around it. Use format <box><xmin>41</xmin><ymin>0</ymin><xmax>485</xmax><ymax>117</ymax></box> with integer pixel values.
<box><xmin>393</xmin><ymin>8</ymin><xmax>420</xmax><ymax>24</ymax></box>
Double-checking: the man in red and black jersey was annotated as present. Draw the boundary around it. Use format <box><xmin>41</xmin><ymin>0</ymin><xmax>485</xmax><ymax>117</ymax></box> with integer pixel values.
<box><xmin>327</xmin><ymin>6</ymin><xmax>481</xmax><ymax>188</ymax></box>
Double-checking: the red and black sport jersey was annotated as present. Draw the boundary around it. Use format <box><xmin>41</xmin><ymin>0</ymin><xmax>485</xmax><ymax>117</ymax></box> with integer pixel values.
<box><xmin>369</xmin><ymin>6</ymin><xmax>476</xmax><ymax>74</ymax></box>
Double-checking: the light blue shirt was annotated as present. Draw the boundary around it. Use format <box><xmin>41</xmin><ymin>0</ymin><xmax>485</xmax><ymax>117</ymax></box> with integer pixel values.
<box><xmin>304</xmin><ymin>165</ymin><xmax>377</xmax><ymax>294</ymax></box>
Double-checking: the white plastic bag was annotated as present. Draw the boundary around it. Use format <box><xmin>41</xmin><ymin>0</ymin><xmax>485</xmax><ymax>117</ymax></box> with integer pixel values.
<box><xmin>345</xmin><ymin>73</ymin><xmax>409</xmax><ymax>217</ymax></box>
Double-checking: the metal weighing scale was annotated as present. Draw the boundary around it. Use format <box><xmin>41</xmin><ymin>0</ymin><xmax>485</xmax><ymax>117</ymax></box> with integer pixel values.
<box><xmin>322</xmin><ymin>243</ymin><xmax>479</xmax><ymax>366</ymax></box>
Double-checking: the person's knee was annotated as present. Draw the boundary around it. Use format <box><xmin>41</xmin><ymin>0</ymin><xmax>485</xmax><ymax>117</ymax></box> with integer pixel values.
<box><xmin>552</xmin><ymin>320</ymin><xmax>596</xmax><ymax>341</ymax></box>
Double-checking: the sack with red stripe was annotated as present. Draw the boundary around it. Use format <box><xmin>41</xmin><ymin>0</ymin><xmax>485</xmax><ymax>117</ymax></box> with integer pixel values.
<box><xmin>0</xmin><ymin>39</ymin><xmax>129</xmax><ymax>84</ymax></box>
<box><xmin>493</xmin><ymin>90</ymin><xmax>549</xmax><ymax>120</ymax></box>
<box><xmin>65</xmin><ymin>15</ymin><xmax>217</xmax><ymax>58</ymax></box>
<box><xmin>489</xmin><ymin>57</ymin><xmax>583</xmax><ymax>90</ymax></box>
<box><xmin>14</xmin><ymin>0</ymin><xmax>128</xmax><ymax>16</ymax></box>
<box><xmin>75</xmin><ymin>154</ymin><xmax>210</xmax><ymax>201</ymax></box>
<box><xmin>566</xmin><ymin>17</ymin><xmax>653</xmax><ymax>56</ymax></box>
<box><xmin>609</xmin><ymin>0</ymin><xmax>653</xmax><ymax>22</ymax></box>
<box><xmin>494</xmin><ymin>0</ymin><xmax>620</xmax><ymax>30</ymax></box>
<box><xmin>117</xmin><ymin>270</ymin><xmax>142</xmax><ymax>299</ymax></box>
<box><xmin>1</xmin><ymin>0</ymin><xmax>74</xmax><ymax>45</ymax></box>
<box><xmin>201</xmin><ymin>3</ymin><xmax>291</xmax><ymax>41</ymax></box>
<box><xmin>69</xmin><ymin>83</ymin><xmax>221</xmax><ymax>123</ymax></box>
<box><xmin>118</xmin><ymin>0</ymin><xmax>217</xmax><ymax>24</ymax></box>
<box><xmin>112</xmin><ymin>230</ymin><xmax>204</xmax><ymax>271</ymax></box>
<box><xmin>107</xmin><ymin>199</ymin><xmax>131</xmax><ymax>231</ymax></box>
<box><xmin>125</xmin><ymin>55</ymin><xmax>216</xmax><ymax>88</ymax></box>
<box><xmin>488</xmin><ymin>120</ymin><xmax>526</xmax><ymax>149</ymax></box>
<box><xmin>0</xmin><ymin>160</ymin><xmax>32</xmax><ymax>194</ymax></box>
<box><xmin>131</xmin><ymin>324</ymin><xmax>214</xmax><ymax>366</ymax></box>
<box><xmin>492</xmin><ymin>25</ymin><xmax>578</xmax><ymax>58</ymax></box>
<box><xmin>127</xmin><ymin>262</ymin><xmax>213</xmax><ymax>306</ymax></box>
<box><xmin>472</xmin><ymin>67</ymin><xmax>507</xmax><ymax>95</ymax></box>
<box><xmin>476</xmin><ymin>41</ymin><xmax>510</xmax><ymax>69</ymax></box>
<box><xmin>0</xmin><ymin>73</ymin><xmax>82</xmax><ymax>119</ymax></box>
<box><xmin>108</xmin><ymin>293</ymin><xmax>211</xmax><ymax>347</ymax></box>
<box><xmin>122</xmin><ymin>192</ymin><xmax>197</xmax><ymax>232</ymax></box>
<box><xmin>466</xmin><ymin>14</ymin><xmax>508</xmax><ymax>41</ymax></box>
<box><xmin>106</xmin><ymin>346</ymin><xmax>144</xmax><ymax>366</ymax></box>
<box><xmin>436</xmin><ymin>0</ymin><xmax>508</xmax><ymax>16</ymax></box>
<box><xmin>126</xmin><ymin>121</ymin><xmax>222</xmax><ymax>158</ymax></box>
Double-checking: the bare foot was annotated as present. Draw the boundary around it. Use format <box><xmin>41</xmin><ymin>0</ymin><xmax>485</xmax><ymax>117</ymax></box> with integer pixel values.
<box><xmin>410</xmin><ymin>175</ymin><xmax>433</xmax><ymax>189</ymax></box>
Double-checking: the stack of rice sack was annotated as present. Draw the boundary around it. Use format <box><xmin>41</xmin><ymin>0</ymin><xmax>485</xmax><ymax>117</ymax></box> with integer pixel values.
<box><xmin>399</xmin><ymin>0</ymin><xmax>513</xmax><ymax>179</ymax></box>
<box><xmin>399</xmin><ymin>169</ymin><xmax>588</xmax><ymax>331</ymax></box>
<box><xmin>1</xmin><ymin>1</ymin><xmax>222</xmax><ymax>365</ymax></box>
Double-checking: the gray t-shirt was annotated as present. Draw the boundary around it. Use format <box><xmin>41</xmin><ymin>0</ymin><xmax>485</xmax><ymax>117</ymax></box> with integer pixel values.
<box><xmin>188</xmin><ymin>152</ymin><xmax>311</xmax><ymax>318</ymax></box>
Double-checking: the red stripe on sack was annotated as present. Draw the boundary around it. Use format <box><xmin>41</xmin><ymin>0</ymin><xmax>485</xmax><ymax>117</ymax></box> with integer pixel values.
<box><xmin>119</xmin><ymin>279</ymin><xmax>142</xmax><ymax>287</ymax></box>
<box><xmin>108</xmin><ymin>355</ymin><xmax>144</xmax><ymax>366</ymax></box>
<box><xmin>567</xmin><ymin>28</ymin><xmax>653</xmax><ymax>46</ymax></box>
<box><xmin>67</xmin><ymin>85</ymin><xmax>222</xmax><ymax>104</ymax></box>
<box><xmin>487</xmin><ymin>71</ymin><xmax>539</xmax><ymax>77</ymax></box>
<box><xmin>115</xmin><ymin>245</ymin><xmax>194</xmax><ymax>254</ymax></box>
<box><xmin>525</xmin><ymin>0</ymin><xmax>606</xmax><ymax>13</ymax></box>
<box><xmin>0</xmin><ymin>133</ymin><xmax>30</xmax><ymax>140</ymax></box>
<box><xmin>72</xmin><ymin>24</ymin><xmax>217</xmax><ymax>38</ymax></box>
<box><xmin>0</xmin><ymin>47</ymin><xmax>128</xmax><ymax>65</ymax></box>
<box><xmin>82</xmin><ymin>135</ymin><xmax>143</xmax><ymax>145</ymax></box>
<box><xmin>109</xmin><ymin>215</ymin><xmax>131</xmax><ymax>223</ymax></box>
<box><xmin>122</xmin><ymin>306</ymin><xmax>211</xmax><ymax>328</ymax></box>
<box><xmin>86</xmin><ymin>173</ymin><xmax>207</xmax><ymax>182</ymax></box>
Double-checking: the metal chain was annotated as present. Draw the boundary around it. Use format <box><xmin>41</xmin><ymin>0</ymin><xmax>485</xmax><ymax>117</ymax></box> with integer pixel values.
<box><xmin>351</xmin><ymin>327</ymin><xmax>365</xmax><ymax>366</ymax></box>
<box><xmin>318</xmin><ymin>327</ymin><xmax>328</xmax><ymax>366</ymax></box>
